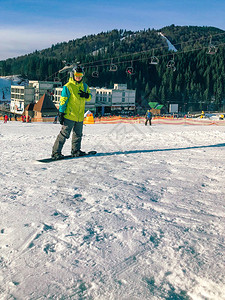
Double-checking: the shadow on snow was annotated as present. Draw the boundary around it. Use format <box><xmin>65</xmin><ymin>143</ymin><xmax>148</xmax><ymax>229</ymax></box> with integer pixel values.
<box><xmin>95</xmin><ymin>143</ymin><xmax>225</xmax><ymax>157</ymax></box>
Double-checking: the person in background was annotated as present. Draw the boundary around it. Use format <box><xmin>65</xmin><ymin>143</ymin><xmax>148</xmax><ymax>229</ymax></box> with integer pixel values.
<box><xmin>51</xmin><ymin>65</ymin><xmax>92</xmax><ymax>160</ymax></box>
<box><xmin>4</xmin><ymin>115</ymin><xmax>8</xmax><ymax>123</ymax></box>
<box><xmin>53</xmin><ymin>115</ymin><xmax>58</xmax><ymax>124</ymax></box>
<box><xmin>145</xmin><ymin>109</ymin><xmax>152</xmax><ymax>126</ymax></box>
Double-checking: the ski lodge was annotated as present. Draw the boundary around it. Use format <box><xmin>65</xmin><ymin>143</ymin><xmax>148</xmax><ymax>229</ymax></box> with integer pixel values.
<box><xmin>10</xmin><ymin>80</ymin><xmax>136</xmax><ymax>117</ymax></box>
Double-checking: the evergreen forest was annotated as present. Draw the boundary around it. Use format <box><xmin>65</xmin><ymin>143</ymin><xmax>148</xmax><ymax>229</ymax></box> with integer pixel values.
<box><xmin>0</xmin><ymin>25</ymin><xmax>225</xmax><ymax>112</ymax></box>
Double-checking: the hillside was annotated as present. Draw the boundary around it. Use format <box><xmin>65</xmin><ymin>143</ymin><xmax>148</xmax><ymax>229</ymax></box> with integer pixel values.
<box><xmin>0</xmin><ymin>25</ymin><xmax>225</xmax><ymax>112</ymax></box>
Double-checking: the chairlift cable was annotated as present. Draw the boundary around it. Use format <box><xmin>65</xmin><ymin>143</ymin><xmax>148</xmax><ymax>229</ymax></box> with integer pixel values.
<box><xmin>81</xmin><ymin>31</ymin><xmax>225</xmax><ymax>69</ymax></box>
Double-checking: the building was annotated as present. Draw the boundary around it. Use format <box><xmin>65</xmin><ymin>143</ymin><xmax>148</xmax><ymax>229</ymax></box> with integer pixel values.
<box><xmin>29</xmin><ymin>80</ymin><xmax>62</xmax><ymax>103</ymax></box>
<box><xmin>10</xmin><ymin>85</ymin><xmax>34</xmax><ymax>114</ymax></box>
<box><xmin>95</xmin><ymin>83</ymin><xmax>136</xmax><ymax>115</ymax></box>
<box><xmin>52</xmin><ymin>83</ymin><xmax>136</xmax><ymax>115</ymax></box>
<box><xmin>10</xmin><ymin>80</ymin><xmax>62</xmax><ymax>115</ymax></box>
<box><xmin>52</xmin><ymin>86</ymin><xmax>97</xmax><ymax>111</ymax></box>
<box><xmin>111</xmin><ymin>83</ymin><xmax>136</xmax><ymax>114</ymax></box>
<box><xmin>24</xmin><ymin>93</ymin><xmax>58</xmax><ymax>120</ymax></box>
<box><xmin>10</xmin><ymin>79</ymin><xmax>136</xmax><ymax>116</ymax></box>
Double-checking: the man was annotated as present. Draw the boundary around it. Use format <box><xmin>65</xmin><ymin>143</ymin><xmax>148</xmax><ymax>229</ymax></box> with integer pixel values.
<box><xmin>51</xmin><ymin>66</ymin><xmax>92</xmax><ymax>160</ymax></box>
<box><xmin>145</xmin><ymin>109</ymin><xmax>152</xmax><ymax>126</ymax></box>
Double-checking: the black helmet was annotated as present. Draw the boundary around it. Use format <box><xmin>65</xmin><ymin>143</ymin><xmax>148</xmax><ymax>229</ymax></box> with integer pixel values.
<box><xmin>73</xmin><ymin>65</ymin><xmax>84</xmax><ymax>77</ymax></box>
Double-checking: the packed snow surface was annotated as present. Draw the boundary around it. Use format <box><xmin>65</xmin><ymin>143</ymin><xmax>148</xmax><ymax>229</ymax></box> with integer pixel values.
<box><xmin>0</xmin><ymin>121</ymin><xmax>225</xmax><ymax>300</ymax></box>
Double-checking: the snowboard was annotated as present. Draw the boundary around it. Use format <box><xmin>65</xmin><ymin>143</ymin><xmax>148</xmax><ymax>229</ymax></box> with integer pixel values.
<box><xmin>37</xmin><ymin>151</ymin><xmax>97</xmax><ymax>163</ymax></box>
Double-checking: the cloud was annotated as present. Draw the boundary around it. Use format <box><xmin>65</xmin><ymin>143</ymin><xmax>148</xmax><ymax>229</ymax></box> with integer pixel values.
<box><xmin>0</xmin><ymin>26</ymin><xmax>86</xmax><ymax>60</ymax></box>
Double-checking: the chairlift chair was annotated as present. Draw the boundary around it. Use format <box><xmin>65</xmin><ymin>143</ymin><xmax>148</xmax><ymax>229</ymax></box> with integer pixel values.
<box><xmin>109</xmin><ymin>58</ymin><xmax>118</xmax><ymax>72</ymax></box>
<box><xmin>109</xmin><ymin>64</ymin><xmax>118</xmax><ymax>72</ymax></box>
<box><xmin>207</xmin><ymin>36</ymin><xmax>218</xmax><ymax>55</ymax></box>
<box><xmin>126</xmin><ymin>67</ymin><xmax>135</xmax><ymax>75</ymax></box>
<box><xmin>167</xmin><ymin>59</ymin><xmax>176</xmax><ymax>71</ymax></box>
<box><xmin>150</xmin><ymin>56</ymin><xmax>159</xmax><ymax>65</ymax></box>
<box><xmin>207</xmin><ymin>44</ymin><xmax>218</xmax><ymax>55</ymax></box>
<box><xmin>166</xmin><ymin>60</ymin><xmax>175</xmax><ymax>68</ymax></box>
<box><xmin>92</xmin><ymin>70</ymin><xmax>99</xmax><ymax>78</ymax></box>
<box><xmin>126</xmin><ymin>61</ymin><xmax>135</xmax><ymax>76</ymax></box>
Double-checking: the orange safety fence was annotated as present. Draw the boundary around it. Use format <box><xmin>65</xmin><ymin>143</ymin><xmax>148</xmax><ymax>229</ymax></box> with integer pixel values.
<box><xmin>151</xmin><ymin>117</ymin><xmax>225</xmax><ymax>126</ymax></box>
<box><xmin>1</xmin><ymin>115</ymin><xmax>225</xmax><ymax>125</ymax></box>
<box><xmin>94</xmin><ymin>116</ymin><xmax>225</xmax><ymax>125</ymax></box>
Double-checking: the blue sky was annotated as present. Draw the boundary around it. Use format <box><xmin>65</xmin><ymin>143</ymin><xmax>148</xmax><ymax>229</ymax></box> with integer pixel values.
<box><xmin>0</xmin><ymin>0</ymin><xmax>225</xmax><ymax>60</ymax></box>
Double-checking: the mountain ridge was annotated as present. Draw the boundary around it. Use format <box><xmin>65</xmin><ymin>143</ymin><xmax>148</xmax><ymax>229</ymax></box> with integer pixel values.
<box><xmin>0</xmin><ymin>25</ymin><xmax>225</xmax><ymax>112</ymax></box>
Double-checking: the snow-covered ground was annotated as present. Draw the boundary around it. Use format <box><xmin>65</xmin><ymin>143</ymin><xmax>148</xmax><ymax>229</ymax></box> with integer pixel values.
<box><xmin>0</xmin><ymin>121</ymin><xmax>225</xmax><ymax>300</ymax></box>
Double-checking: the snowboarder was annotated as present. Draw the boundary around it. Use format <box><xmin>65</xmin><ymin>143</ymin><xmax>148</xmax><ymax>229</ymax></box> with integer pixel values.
<box><xmin>145</xmin><ymin>110</ymin><xmax>152</xmax><ymax>126</ymax></box>
<box><xmin>51</xmin><ymin>66</ymin><xmax>92</xmax><ymax>160</ymax></box>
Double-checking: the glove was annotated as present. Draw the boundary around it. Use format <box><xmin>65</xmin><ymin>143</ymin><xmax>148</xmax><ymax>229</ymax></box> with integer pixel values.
<box><xmin>58</xmin><ymin>112</ymin><xmax>65</xmax><ymax>125</ymax></box>
<box><xmin>78</xmin><ymin>89</ymin><xmax>89</xmax><ymax>99</ymax></box>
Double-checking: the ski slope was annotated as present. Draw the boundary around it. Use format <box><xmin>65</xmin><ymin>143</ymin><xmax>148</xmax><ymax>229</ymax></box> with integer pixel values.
<box><xmin>0</xmin><ymin>121</ymin><xmax>225</xmax><ymax>299</ymax></box>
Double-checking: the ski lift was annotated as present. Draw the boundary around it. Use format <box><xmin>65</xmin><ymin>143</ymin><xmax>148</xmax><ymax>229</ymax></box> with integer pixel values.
<box><xmin>109</xmin><ymin>59</ymin><xmax>118</xmax><ymax>72</ymax></box>
<box><xmin>207</xmin><ymin>36</ymin><xmax>218</xmax><ymax>55</ymax></box>
<box><xmin>58</xmin><ymin>64</ymin><xmax>74</xmax><ymax>73</ymax></box>
<box><xmin>167</xmin><ymin>63</ymin><xmax>176</xmax><ymax>72</ymax></box>
<box><xmin>167</xmin><ymin>54</ymin><xmax>176</xmax><ymax>71</ymax></box>
<box><xmin>207</xmin><ymin>45</ymin><xmax>218</xmax><ymax>55</ymax></box>
<box><xmin>109</xmin><ymin>64</ymin><xmax>118</xmax><ymax>72</ymax></box>
<box><xmin>149</xmin><ymin>50</ymin><xmax>159</xmax><ymax>65</ymax></box>
<box><xmin>167</xmin><ymin>60</ymin><xmax>175</xmax><ymax>68</ymax></box>
<box><xmin>92</xmin><ymin>67</ymin><xmax>99</xmax><ymax>78</ymax></box>
<box><xmin>150</xmin><ymin>56</ymin><xmax>159</xmax><ymax>65</ymax></box>
<box><xmin>126</xmin><ymin>61</ymin><xmax>135</xmax><ymax>76</ymax></box>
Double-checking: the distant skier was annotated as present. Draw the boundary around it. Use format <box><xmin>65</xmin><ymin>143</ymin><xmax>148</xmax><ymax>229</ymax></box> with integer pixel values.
<box><xmin>53</xmin><ymin>115</ymin><xmax>58</xmax><ymax>124</ymax></box>
<box><xmin>145</xmin><ymin>110</ymin><xmax>152</xmax><ymax>126</ymax></box>
<box><xmin>4</xmin><ymin>115</ymin><xmax>8</xmax><ymax>123</ymax></box>
<box><xmin>51</xmin><ymin>66</ymin><xmax>92</xmax><ymax>160</ymax></box>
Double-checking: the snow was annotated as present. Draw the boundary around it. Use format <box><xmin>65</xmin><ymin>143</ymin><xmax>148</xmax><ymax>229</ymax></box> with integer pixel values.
<box><xmin>159</xmin><ymin>32</ymin><xmax>178</xmax><ymax>52</ymax></box>
<box><xmin>0</xmin><ymin>121</ymin><xmax>225</xmax><ymax>299</ymax></box>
